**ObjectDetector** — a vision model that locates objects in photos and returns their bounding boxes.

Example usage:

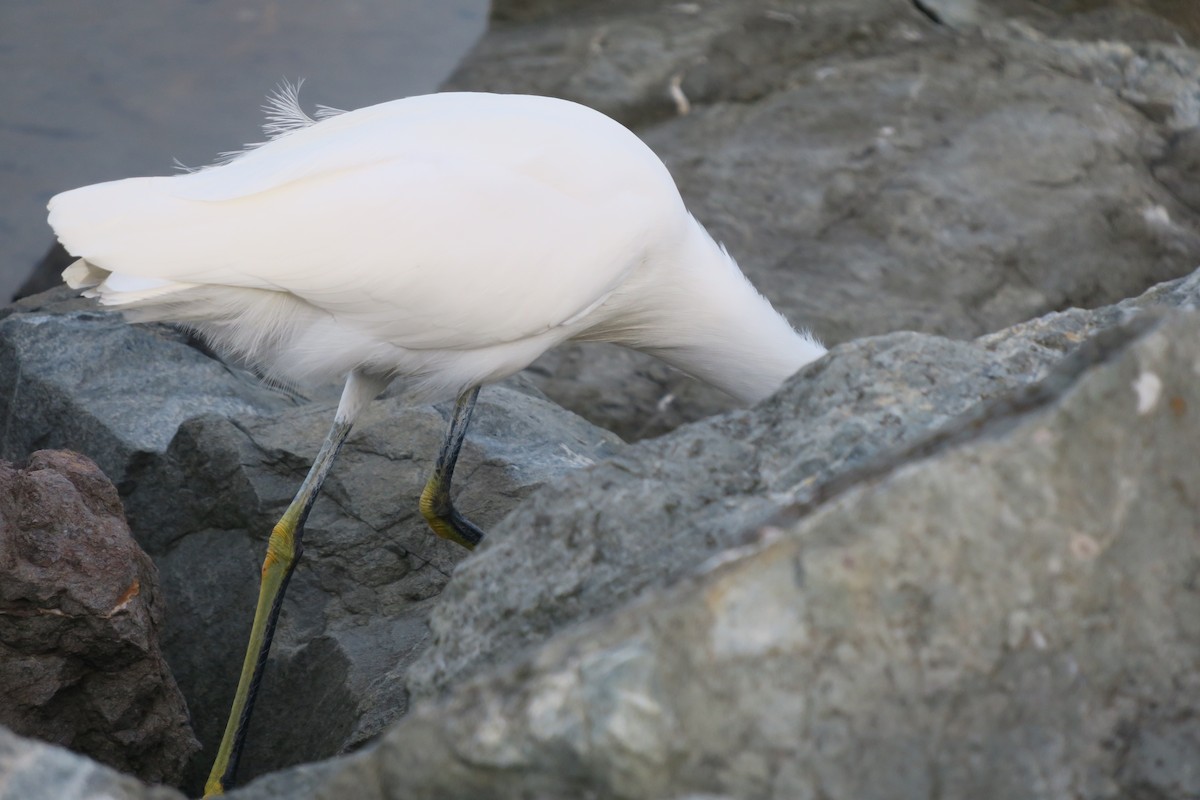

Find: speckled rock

[449,0,1200,438]
[409,262,1200,705]
[0,725,183,800]
[232,310,1200,800]
[407,330,1037,698]
[7,1,1200,794]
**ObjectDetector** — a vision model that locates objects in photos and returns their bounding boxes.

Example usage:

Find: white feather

[48,92,825,402]
[261,80,320,139]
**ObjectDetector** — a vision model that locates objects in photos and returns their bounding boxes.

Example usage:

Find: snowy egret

[47,88,826,795]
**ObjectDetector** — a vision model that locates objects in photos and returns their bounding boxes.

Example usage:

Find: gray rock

[232,310,1200,800]
[0,290,295,484]
[0,293,622,792]
[523,342,738,441]
[138,382,620,791]
[1036,0,1200,44]
[911,0,985,29]
[654,17,1200,342]
[409,263,1200,700]
[976,260,1200,377]
[407,331,1034,698]
[1034,5,1200,46]
[404,262,1196,698]
[8,1,1200,794]
[0,451,198,785]
[450,0,1200,438]
[447,1,742,127]
[0,725,183,800]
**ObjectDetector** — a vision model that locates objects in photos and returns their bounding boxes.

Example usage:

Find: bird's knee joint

[263,522,297,575]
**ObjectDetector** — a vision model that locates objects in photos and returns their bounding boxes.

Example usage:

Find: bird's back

[49,93,687,358]
[50,91,825,402]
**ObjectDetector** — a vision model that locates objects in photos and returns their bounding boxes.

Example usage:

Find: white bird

[47,88,826,796]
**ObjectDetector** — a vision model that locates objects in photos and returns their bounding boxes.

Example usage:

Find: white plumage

[48,90,824,404]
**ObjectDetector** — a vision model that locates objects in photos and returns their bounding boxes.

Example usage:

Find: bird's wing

[49,94,678,350]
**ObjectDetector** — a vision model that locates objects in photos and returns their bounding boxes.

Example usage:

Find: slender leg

[419,386,484,550]
[204,371,385,797]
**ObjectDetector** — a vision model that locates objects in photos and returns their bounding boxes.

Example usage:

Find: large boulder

[233,306,1200,800]
[6,0,1200,796]
[408,265,1200,699]
[447,0,1200,438]
[0,725,184,800]
[408,331,1040,697]
[0,288,294,486]
[0,292,622,792]
[0,451,197,784]
[133,379,621,791]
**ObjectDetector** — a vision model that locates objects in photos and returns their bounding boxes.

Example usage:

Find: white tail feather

[62,258,104,289]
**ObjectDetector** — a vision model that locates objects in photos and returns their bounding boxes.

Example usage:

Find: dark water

[0,0,488,301]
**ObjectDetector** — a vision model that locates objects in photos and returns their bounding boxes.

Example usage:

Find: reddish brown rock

[0,450,197,785]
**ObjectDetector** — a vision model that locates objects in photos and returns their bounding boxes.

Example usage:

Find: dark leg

[419,386,484,550]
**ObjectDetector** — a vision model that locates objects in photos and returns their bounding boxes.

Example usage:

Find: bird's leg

[204,371,385,797]
[203,420,350,797]
[419,386,484,550]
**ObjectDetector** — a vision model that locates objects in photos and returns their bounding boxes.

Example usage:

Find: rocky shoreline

[3,1,1200,798]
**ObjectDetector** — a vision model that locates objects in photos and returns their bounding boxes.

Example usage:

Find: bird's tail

[48,178,198,305]
[61,258,106,290]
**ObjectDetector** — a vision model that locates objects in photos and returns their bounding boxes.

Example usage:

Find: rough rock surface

[0,289,295,486]
[234,310,1200,800]
[408,264,1200,700]
[977,259,1200,376]
[138,379,621,791]
[449,0,1200,438]
[0,290,622,792]
[0,726,184,800]
[0,451,197,785]
[408,331,1037,697]
[5,0,1200,797]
